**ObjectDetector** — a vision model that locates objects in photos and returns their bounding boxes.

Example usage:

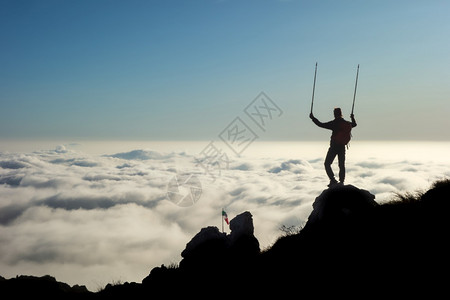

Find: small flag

[222,209,229,225]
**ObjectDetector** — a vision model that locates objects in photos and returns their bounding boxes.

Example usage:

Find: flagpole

[222,208,224,233]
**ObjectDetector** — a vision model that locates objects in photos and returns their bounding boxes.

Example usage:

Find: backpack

[334,120,352,146]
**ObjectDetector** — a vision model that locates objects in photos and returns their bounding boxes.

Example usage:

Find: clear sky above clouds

[1,0,449,141]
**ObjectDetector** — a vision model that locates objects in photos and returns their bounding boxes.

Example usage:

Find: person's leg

[324,147,338,184]
[337,146,346,183]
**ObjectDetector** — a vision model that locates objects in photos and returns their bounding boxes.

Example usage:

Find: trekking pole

[310,62,318,114]
[351,64,359,115]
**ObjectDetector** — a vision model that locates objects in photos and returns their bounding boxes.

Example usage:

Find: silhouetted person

[310,108,357,187]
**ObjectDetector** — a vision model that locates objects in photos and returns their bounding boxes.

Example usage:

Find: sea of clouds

[1,141,449,290]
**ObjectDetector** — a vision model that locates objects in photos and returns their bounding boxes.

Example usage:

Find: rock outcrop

[175,211,259,272]
[303,184,377,230]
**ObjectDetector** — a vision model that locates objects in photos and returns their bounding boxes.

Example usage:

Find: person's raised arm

[310,113,320,126]
[310,113,332,129]
[350,114,357,127]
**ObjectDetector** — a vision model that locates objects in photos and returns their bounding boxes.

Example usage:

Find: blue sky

[1,0,449,140]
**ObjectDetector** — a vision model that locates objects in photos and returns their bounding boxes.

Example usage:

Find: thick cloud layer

[0,142,449,290]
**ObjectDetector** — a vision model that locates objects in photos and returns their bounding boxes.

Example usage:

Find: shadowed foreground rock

[0,275,92,299]
[2,181,449,298]
[142,211,260,294]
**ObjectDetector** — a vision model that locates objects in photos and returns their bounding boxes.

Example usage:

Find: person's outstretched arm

[310,113,333,129]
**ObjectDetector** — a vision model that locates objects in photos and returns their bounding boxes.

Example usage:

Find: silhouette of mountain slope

[260,182,449,296]
[1,179,449,298]
[0,275,92,299]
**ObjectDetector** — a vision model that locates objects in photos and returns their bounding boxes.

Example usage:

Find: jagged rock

[178,211,259,271]
[181,212,259,260]
[178,226,228,272]
[304,184,377,229]
[180,226,227,259]
[229,211,254,242]
[228,211,260,257]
